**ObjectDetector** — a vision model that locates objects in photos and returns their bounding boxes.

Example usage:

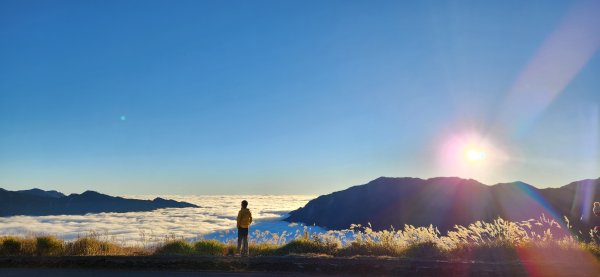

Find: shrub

[193,240,226,255]
[402,241,445,259]
[583,243,600,259]
[338,241,402,257]
[0,237,36,256]
[249,243,279,256]
[224,243,237,256]
[1,237,23,256]
[36,236,64,256]
[448,240,518,261]
[276,238,337,255]
[513,240,592,263]
[66,237,125,256]
[155,240,193,255]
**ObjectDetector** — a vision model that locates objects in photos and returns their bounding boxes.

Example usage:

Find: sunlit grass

[1,217,599,261]
[155,240,194,255]
[36,236,64,256]
[193,240,227,255]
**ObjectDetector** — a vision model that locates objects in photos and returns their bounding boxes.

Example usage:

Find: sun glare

[436,130,507,180]
[466,149,486,161]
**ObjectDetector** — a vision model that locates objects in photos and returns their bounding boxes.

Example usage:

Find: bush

[402,241,445,259]
[249,243,279,256]
[338,241,402,257]
[66,237,124,256]
[193,240,226,255]
[1,238,23,256]
[36,236,64,256]
[449,241,518,261]
[155,240,193,255]
[0,237,35,256]
[224,244,237,256]
[583,243,600,259]
[276,239,337,255]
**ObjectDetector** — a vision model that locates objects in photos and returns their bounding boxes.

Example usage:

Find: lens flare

[494,0,600,136]
[436,130,507,182]
[466,149,486,161]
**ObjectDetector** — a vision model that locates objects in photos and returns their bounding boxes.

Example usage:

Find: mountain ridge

[0,188,199,217]
[16,188,66,198]
[285,177,600,235]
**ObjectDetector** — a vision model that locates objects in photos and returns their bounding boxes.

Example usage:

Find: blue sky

[1,0,599,195]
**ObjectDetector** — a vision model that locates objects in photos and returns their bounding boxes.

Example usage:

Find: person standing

[236,200,252,256]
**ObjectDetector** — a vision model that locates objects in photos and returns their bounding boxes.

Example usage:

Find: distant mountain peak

[426,176,483,184]
[81,190,102,195]
[1,188,198,217]
[367,176,424,186]
[492,181,535,188]
[16,188,65,198]
[570,178,600,185]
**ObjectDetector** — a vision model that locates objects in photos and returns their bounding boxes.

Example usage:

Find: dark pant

[237,227,249,255]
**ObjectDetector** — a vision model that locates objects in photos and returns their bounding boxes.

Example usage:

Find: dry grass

[36,236,64,256]
[1,217,600,261]
[0,236,36,256]
[0,232,145,256]
[193,240,228,255]
[155,240,194,255]
[65,237,141,256]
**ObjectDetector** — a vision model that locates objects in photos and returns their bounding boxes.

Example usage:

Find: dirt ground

[1,255,599,276]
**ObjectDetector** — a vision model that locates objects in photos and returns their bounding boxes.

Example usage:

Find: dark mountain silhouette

[0,188,198,216]
[17,188,66,198]
[285,177,600,235]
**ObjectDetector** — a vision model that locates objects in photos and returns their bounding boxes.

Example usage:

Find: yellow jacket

[237,208,252,228]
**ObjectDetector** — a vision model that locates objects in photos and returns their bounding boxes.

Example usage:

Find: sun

[466,149,486,161]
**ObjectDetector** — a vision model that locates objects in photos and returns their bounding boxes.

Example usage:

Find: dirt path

[1,255,598,276]
[0,268,320,277]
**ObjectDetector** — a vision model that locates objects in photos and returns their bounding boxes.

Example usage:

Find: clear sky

[1,0,599,195]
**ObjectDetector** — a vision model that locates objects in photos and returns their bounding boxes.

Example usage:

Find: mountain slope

[285,177,600,234]
[0,189,198,216]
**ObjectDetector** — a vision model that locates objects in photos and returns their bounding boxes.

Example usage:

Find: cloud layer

[0,195,323,245]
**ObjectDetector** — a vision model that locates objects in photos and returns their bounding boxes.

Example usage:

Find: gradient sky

[1,0,599,195]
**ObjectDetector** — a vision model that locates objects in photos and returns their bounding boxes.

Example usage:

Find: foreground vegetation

[1,217,599,262]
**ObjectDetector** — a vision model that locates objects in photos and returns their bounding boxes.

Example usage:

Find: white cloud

[0,195,324,245]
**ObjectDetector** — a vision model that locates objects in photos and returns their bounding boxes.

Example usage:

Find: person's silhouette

[236,200,252,256]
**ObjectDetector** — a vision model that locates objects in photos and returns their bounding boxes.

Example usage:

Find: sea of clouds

[0,195,325,245]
